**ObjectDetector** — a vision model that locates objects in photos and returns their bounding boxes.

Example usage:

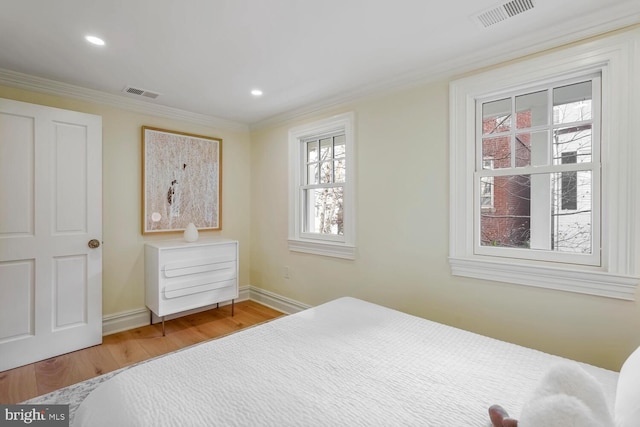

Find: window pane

[334,159,345,183]
[553,124,592,164]
[552,171,592,253]
[482,136,511,169]
[482,98,511,134]
[319,161,333,184]
[307,141,318,162]
[303,187,344,235]
[515,133,531,167]
[528,131,550,166]
[480,176,494,208]
[516,90,548,129]
[334,135,345,158]
[307,164,318,185]
[480,174,531,248]
[479,172,592,253]
[320,137,332,160]
[553,81,592,124]
[514,131,550,167]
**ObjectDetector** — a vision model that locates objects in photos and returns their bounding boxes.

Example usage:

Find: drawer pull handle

[163,262,235,278]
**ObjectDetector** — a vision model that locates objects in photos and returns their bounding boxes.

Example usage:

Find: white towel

[519,363,614,427]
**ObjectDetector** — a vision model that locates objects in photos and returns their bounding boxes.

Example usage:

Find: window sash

[473,75,601,265]
[300,133,346,239]
[304,134,346,186]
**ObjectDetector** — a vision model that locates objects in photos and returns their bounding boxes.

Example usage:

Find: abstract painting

[142,127,222,234]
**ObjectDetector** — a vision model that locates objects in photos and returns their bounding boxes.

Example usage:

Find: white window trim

[449,30,640,300]
[288,112,356,259]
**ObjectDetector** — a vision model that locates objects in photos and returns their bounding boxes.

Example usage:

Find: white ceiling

[0,0,639,128]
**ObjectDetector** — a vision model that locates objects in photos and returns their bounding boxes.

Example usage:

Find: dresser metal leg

[232,299,235,317]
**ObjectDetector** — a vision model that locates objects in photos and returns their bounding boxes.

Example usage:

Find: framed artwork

[142,126,222,234]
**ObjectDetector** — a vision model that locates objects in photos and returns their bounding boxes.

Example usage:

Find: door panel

[53,255,87,329]
[0,98,102,372]
[0,260,34,341]
[54,121,88,232]
[0,112,34,235]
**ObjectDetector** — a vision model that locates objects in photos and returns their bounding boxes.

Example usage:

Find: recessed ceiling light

[85,35,105,46]
[251,89,263,97]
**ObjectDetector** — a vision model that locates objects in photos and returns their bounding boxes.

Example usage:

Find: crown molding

[249,12,640,131]
[0,68,249,132]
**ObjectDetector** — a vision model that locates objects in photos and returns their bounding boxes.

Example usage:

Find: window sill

[288,239,356,260]
[449,256,637,300]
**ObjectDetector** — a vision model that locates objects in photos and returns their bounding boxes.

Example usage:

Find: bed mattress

[73,297,618,426]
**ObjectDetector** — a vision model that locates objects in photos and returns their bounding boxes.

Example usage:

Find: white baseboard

[101,285,307,335]
[247,285,311,314]
[102,308,150,336]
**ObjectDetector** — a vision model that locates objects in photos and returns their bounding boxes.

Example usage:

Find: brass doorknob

[88,239,101,249]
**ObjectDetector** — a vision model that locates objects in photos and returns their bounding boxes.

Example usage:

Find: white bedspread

[73,297,618,426]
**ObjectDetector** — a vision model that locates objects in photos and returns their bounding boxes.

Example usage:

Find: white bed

[73,297,630,426]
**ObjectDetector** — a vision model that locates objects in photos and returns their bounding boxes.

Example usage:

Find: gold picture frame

[142,126,222,234]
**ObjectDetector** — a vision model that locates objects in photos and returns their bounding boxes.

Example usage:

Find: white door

[0,98,102,372]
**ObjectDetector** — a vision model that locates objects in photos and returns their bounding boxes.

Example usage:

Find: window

[449,31,639,300]
[288,113,355,259]
[477,77,599,263]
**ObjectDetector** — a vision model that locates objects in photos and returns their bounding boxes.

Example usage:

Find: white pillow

[615,346,640,427]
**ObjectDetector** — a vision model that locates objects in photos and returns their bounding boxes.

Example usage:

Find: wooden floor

[0,300,284,404]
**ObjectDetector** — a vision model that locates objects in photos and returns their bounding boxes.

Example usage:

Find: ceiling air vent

[474,0,535,28]
[123,86,161,99]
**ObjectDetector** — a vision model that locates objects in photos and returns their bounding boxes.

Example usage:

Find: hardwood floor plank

[126,323,165,340]
[1,301,285,404]
[134,332,181,359]
[103,330,153,367]
[33,354,73,396]
[0,364,37,404]
[183,305,230,325]
[34,345,120,397]
[73,345,121,378]
[165,318,212,349]
[226,307,271,328]
[242,300,284,319]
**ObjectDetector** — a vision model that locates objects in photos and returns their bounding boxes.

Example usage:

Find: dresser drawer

[164,276,234,299]
[163,260,236,299]
[163,257,235,278]
[159,279,237,316]
[159,242,235,266]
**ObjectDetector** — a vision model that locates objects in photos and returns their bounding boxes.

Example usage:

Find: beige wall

[249,30,640,371]
[0,85,252,317]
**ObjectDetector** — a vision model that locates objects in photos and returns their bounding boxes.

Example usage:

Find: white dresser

[145,238,239,332]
